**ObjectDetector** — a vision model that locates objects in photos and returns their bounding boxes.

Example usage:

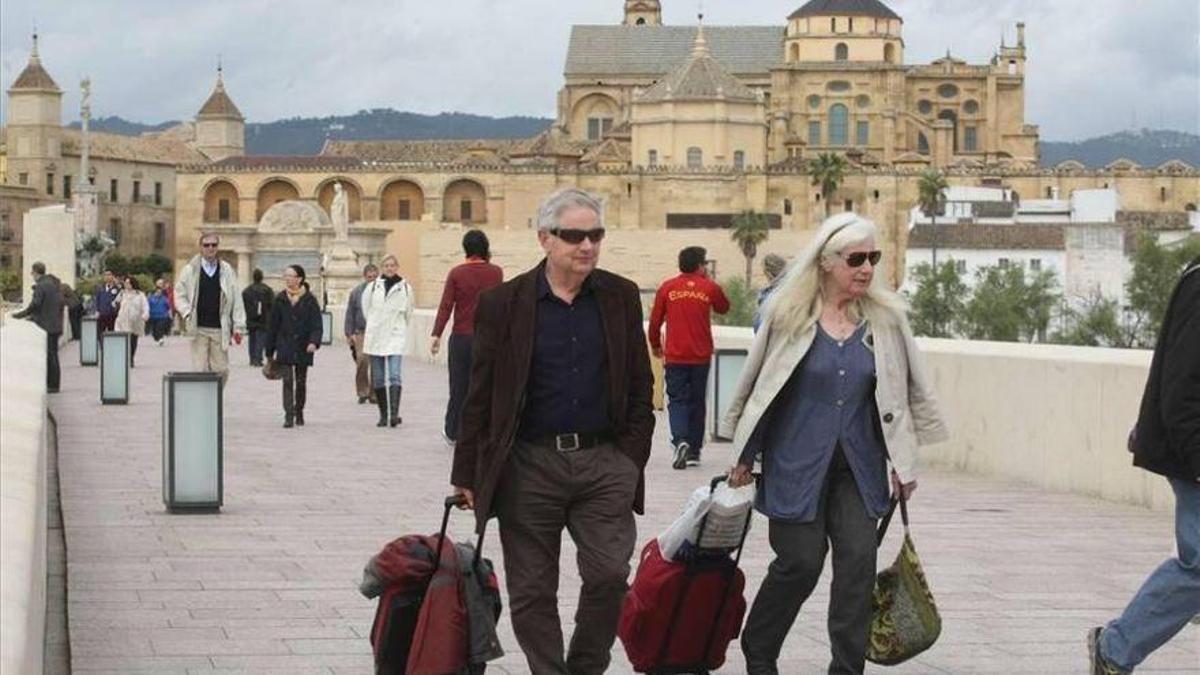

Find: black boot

[374,388,388,427]
[388,385,402,427]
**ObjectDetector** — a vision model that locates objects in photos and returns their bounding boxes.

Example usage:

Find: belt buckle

[555,433,581,452]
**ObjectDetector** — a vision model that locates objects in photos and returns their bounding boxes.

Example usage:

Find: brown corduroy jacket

[451,260,655,533]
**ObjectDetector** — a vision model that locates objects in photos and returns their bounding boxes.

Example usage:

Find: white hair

[762,212,908,336]
[536,188,604,231]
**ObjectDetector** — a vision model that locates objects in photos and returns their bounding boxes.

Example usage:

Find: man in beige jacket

[174,232,246,380]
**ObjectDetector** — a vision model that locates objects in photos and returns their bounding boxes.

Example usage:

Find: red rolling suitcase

[619,475,754,674]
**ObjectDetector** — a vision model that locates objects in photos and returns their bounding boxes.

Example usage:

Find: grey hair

[536,188,604,231]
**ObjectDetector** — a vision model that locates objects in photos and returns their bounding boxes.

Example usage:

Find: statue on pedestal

[331,182,350,242]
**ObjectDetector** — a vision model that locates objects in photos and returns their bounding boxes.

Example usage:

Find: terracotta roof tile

[59,129,207,165]
[565,25,782,77]
[908,223,1064,251]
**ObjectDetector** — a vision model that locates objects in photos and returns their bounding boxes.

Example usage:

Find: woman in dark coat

[266,265,323,428]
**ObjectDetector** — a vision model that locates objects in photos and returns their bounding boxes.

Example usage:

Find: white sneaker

[672,442,689,470]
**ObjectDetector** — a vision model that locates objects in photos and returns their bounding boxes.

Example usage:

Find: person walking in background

[174,232,246,381]
[95,268,120,336]
[431,229,504,445]
[13,261,64,393]
[266,264,323,429]
[242,269,274,367]
[114,276,149,367]
[1089,257,1200,675]
[361,255,413,427]
[753,253,787,333]
[61,282,83,341]
[160,277,179,335]
[344,263,379,404]
[648,245,730,470]
[451,188,654,674]
[147,281,172,346]
[723,213,948,675]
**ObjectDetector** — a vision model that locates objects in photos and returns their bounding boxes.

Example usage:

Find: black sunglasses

[841,250,882,268]
[201,242,220,248]
[549,227,606,244]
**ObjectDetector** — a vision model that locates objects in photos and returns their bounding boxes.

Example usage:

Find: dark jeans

[68,307,83,341]
[494,439,639,675]
[444,334,473,440]
[742,449,878,675]
[129,334,139,366]
[149,318,171,342]
[664,362,710,455]
[97,314,115,352]
[281,364,308,414]
[46,332,61,392]
[248,328,266,365]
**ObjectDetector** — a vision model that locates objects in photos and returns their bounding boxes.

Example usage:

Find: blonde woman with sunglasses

[721,212,949,675]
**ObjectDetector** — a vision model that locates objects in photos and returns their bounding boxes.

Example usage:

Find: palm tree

[808,152,848,217]
[730,210,771,287]
[917,169,949,269]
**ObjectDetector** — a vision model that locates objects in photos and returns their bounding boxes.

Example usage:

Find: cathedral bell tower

[624,1,663,26]
[194,62,245,161]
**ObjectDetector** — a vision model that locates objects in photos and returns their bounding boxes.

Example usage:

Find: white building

[903,187,1195,308]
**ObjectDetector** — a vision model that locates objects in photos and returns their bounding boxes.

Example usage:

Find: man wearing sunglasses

[174,232,246,381]
[452,187,655,674]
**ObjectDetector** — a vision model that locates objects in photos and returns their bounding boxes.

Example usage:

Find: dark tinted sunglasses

[841,250,882,268]
[550,227,606,244]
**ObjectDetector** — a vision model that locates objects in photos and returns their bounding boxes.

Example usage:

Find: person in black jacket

[1090,257,1200,675]
[243,269,275,367]
[265,265,323,428]
[13,262,64,392]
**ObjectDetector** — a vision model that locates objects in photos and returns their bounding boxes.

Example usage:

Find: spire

[10,30,60,91]
[197,59,243,119]
[691,12,710,57]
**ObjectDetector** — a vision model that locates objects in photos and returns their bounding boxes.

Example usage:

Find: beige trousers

[191,327,229,377]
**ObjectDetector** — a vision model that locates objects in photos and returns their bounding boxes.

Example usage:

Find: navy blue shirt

[519,270,610,438]
[740,323,889,522]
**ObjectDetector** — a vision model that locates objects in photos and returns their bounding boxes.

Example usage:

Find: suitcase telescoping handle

[432,494,488,578]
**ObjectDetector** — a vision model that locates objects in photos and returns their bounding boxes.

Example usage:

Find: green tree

[1126,232,1200,347]
[916,169,949,268]
[808,152,848,217]
[906,260,968,338]
[730,209,771,287]
[962,264,1060,342]
[1052,294,1129,348]
[713,276,757,328]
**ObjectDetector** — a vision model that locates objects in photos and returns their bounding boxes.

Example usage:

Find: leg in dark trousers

[741,449,877,675]
[444,333,473,441]
[664,364,690,448]
[294,365,308,425]
[129,334,139,367]
[495,440,638,675]
[281,365,297,427]
[248,328,265,366]
[686,362,710,458]
[46,332,62,392]
[69,308,82,341]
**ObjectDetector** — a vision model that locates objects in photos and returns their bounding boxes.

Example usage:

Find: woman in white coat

[361,255,414,427]
[723,212,948,675]
[114,276,150,367]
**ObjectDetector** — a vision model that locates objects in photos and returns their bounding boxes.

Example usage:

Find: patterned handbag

[262,357,283,381]
[866,495,941,665]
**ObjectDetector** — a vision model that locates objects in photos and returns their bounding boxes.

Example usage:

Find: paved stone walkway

[51,339,1197,673]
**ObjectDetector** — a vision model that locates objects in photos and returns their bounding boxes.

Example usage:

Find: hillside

[72,112,1197,167]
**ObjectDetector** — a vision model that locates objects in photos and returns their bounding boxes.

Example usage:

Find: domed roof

[789,0,901,21]
[638,26,760,104]
[197,67,243,120]
[9,34,60,92]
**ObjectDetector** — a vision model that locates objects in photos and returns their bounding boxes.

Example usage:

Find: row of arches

[202,177,488,224]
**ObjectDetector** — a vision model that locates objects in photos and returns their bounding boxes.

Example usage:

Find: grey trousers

[494,439,639,675]
[741,450,879,675]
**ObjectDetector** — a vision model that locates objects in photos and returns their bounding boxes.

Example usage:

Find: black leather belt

[528,431,614,453]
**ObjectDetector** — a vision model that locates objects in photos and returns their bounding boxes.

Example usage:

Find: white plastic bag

[658,480,755,560]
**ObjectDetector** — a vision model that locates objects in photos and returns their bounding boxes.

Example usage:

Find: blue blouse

[739,323,890,522]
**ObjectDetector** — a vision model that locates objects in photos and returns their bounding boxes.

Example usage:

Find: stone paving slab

[51,338,1198,673]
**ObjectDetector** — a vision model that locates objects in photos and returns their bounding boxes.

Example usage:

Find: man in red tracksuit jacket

[649,246,730,470]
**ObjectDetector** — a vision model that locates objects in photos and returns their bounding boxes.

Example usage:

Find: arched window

[733,150,746,170]
[917,132,930,155]
[783,199,793,215]
[835,43,849,61]
[790,43,800,62]
[884,43,896,63]
[828,104,849,146]
[636,17,646,25]
[687,147,702,169]
[648,149,658,167]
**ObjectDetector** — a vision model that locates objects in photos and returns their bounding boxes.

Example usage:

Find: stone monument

[73,77,110,277]
[322,181,363,318]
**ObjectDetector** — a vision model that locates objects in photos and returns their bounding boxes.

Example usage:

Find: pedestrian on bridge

[344,263,379,405]
[724,212,948,675]
[265,264,323,428]
[361,254,414,428]
[114,276,149,367]
[1090,257,1200,675]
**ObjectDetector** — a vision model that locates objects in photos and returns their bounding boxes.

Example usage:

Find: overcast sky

[1,0,1196,140]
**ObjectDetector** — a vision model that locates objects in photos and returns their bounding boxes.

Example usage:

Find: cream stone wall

[632,99,768,168]
[21,205,76,292]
